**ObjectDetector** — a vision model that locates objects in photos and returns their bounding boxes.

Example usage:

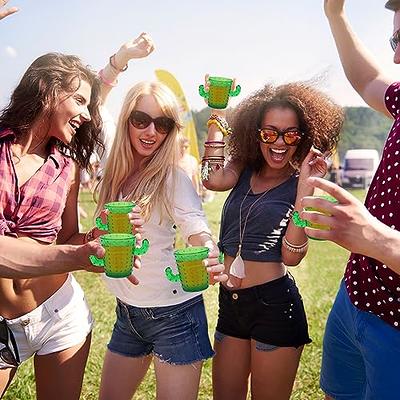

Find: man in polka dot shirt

[299,1,400,399]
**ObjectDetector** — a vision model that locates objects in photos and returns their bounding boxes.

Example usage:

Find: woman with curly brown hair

[201,80,343,400]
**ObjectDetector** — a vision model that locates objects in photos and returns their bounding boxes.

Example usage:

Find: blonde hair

[95,81,183,221]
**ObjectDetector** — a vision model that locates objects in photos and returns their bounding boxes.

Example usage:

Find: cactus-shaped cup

[90,233,149,278]
[165,247,210,292]
[199,76,241,109]
[96,201,135,234]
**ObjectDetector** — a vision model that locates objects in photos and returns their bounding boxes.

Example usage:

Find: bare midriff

[0,236,68,319]
[223,254,287,289]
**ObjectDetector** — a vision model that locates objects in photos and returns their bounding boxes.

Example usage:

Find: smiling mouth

[140,138,155,146]
[270,148,288,161]
[69,120,81,132]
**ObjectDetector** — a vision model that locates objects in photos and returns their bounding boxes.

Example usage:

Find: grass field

[3,188,366,400]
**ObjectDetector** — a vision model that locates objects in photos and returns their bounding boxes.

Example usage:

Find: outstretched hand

[0,0,18,20]
[300,177,377,255]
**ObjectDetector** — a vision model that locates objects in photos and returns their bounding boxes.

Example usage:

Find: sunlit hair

[227,81,344,171]
[0,53,103,170]
[96,81,183,221]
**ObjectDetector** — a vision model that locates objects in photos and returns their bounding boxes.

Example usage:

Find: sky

[0,0,398,118]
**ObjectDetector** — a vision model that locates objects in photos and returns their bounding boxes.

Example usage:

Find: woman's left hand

[116,32,155,65]
[203,244,228,285]
[299,146,330,183]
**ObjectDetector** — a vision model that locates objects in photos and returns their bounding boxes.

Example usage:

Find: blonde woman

[94,43,227,399]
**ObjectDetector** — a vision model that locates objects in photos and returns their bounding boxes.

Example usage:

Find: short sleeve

[385,82,400,118]
[172,169,211,242]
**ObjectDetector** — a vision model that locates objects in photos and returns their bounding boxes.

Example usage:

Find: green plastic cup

[89,233,149,278]
[96,201,135,234]
[299,195,338,240]
[165,246,210,292]
[199,76,241,109]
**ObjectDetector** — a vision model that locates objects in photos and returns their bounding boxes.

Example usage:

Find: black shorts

[216,274,311,348]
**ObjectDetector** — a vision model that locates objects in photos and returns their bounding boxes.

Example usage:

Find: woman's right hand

[324,0,345,19]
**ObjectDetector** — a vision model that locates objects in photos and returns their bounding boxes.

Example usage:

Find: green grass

[4,188,366,400]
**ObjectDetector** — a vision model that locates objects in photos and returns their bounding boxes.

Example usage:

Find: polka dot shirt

[344,82,400,329]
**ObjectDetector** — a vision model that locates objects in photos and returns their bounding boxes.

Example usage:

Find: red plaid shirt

[344,82,400,330]
[0,129,74,243]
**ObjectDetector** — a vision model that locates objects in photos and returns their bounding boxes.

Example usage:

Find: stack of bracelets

[201,114,231,180]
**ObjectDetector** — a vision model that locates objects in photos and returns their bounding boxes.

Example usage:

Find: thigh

[320,284,366,400]
[99,350,152,400]
[250,340,303,400]
[34,334,91,400]
[212,333,250,400]
[0,368,17,398]
[360,311,400,400]
[154,358,202,400]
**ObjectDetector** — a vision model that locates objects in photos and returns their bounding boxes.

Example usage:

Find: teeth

[141,139,154,145]
[271,148,287,154]
[69,121,80,130]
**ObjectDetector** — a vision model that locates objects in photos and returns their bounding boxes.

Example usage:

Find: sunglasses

[258,128,303,146]
[129,110,176,135]
[390,29,400,51]
[0,319,20,368]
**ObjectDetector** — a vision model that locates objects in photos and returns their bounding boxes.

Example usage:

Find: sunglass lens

[130,111,152,129]
[284,132,302,145]
[260,129,278,143]
[154,117,175,135]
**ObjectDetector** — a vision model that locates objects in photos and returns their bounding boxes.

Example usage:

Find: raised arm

[324,0,392,117]
[0,0,18,20]
[99,32,155,104]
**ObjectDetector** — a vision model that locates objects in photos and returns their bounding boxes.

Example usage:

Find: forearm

[327,12,390,113]
[0,238,79,278]
[100,53,128,104]
[187,231,214,247]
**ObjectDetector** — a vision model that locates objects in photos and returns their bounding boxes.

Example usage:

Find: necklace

[229,183,271,279]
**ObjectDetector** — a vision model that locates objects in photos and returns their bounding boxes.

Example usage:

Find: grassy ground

[4,188,366,400]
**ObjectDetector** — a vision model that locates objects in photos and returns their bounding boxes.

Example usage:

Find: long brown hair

[0,52,103,170]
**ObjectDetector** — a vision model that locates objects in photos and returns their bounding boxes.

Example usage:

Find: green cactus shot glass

[96,201,135,234]
[199,76,241,109]
[89,233,149,278]
[292,195,338,240]
[165,246,210,292]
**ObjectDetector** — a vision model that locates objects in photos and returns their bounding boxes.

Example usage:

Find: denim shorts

[0,274,93,369]
[215,274,311,348]
[320,280,400,400]
[108,295,214,365]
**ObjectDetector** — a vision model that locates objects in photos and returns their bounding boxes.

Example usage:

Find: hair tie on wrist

[109,54,128,72]
[98,69,118,87]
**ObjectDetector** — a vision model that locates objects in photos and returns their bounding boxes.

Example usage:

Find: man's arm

[0,236,105,278]
[324,0,392,117]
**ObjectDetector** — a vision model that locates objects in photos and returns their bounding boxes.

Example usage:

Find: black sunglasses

[390,29,400,51]
[257,128,303,146]
[0,319,20,368]
[129,110,176,135]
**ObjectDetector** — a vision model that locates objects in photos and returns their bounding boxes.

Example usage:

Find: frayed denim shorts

[108,295,214,365]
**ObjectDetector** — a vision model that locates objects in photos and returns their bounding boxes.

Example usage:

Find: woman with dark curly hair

[0,53,104,399]
[201,80,343,400]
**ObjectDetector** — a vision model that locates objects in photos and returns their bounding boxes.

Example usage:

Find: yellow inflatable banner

[155,69,200,161]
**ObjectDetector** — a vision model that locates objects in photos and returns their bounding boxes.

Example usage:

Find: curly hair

[227,81,344,172]
[0,52,103,170]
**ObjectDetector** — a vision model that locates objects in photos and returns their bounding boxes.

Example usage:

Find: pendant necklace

[229,182,271,279]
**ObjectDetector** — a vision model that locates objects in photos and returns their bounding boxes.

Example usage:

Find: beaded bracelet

[282,236,308,253]
[98,69,118,87]
[207,114,232,136]
[109,54,128,72]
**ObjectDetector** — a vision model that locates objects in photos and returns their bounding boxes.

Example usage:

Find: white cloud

[5,46,17,58]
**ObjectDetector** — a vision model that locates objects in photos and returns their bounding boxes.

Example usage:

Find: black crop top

[219,168,298,262]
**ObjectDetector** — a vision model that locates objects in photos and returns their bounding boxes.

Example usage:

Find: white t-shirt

[103,169,211,307]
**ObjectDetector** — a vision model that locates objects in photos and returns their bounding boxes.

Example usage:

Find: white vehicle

[342,149,380,189]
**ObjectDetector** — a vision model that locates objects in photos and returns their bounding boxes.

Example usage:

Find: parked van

[342,149,380,189]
